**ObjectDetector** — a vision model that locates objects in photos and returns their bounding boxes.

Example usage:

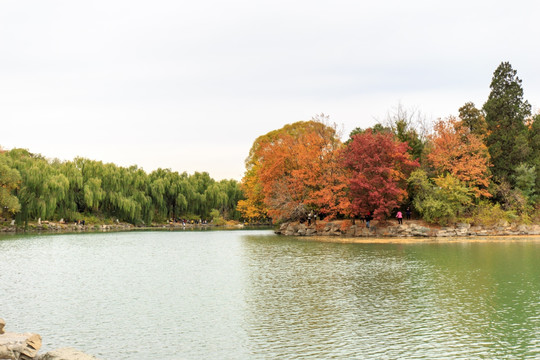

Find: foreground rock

[0,319,98,360]
[275,220,540,238]
[0,330,41,360]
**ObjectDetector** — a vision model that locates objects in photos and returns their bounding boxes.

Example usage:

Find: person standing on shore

[406,207,411,220]
[365,212,372,228]
[396,210,403,225]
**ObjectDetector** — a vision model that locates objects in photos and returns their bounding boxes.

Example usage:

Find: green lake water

[1,230,539,359]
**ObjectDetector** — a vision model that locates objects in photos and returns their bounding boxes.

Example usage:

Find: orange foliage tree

[239,119,349,222]
[427,117,492,198]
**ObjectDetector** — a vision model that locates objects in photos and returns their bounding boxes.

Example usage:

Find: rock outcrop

[275,220,540,238]
[0,327,41,360]
[0,320,98,360]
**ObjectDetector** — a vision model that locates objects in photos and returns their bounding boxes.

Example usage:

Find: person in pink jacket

[396,210,403,225]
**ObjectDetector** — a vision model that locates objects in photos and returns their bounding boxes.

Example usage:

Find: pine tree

[528,114,540,198]
[459,102,487,138]
[483,62,531,185]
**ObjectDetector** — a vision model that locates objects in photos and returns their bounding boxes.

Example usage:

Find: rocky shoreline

[275,220,540,238]
[0,222,135,234]
[0,319,98,360]
[0,221,244,234]
[4,218,539,239]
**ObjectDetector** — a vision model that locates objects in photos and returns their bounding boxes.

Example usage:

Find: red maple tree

[342,129,419,220]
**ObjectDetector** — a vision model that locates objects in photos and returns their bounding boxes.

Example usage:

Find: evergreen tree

[528,113,540,197]
[483,62,531,184]
[459,102,487,138]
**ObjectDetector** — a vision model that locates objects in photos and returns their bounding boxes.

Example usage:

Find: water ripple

[1,232,540,359]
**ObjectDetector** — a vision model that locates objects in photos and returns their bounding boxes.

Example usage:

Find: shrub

[470,202,508,226]
[409,170,471,225]
[210,209,226,226]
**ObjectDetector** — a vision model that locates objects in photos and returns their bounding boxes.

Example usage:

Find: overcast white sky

[1,0,539,180]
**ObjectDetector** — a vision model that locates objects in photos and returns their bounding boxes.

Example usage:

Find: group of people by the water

[395,207,411,225]
[170,218,210,226]
[57,219,85,225]
[303,207,412,228]
[307,211,317,226]
[362,207,412,228]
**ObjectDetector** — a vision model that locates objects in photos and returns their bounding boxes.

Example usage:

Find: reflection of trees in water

[241,237,411,357]
[240,236,540,359]
[416,242,540,358]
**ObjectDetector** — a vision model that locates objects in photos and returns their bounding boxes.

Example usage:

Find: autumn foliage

[239,120,349,221]
[427,117,492,198]
[239,120,418,222]
[342,130,419,220]
[239,63,539,225]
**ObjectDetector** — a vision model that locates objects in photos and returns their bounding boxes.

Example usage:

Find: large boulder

[0,331,41,360]
[0,321,98,360]
[297,223,307,235]
[284,223,298,236]
[409,224,431,237]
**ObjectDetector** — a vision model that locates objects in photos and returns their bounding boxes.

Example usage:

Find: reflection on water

[1,231,539,359]
[241,236,540,359]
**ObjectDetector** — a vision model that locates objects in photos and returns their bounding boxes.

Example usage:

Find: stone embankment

[0,220,231,234]
[275,220,540,238]
[0,318,98,360]
[0,221,135,233]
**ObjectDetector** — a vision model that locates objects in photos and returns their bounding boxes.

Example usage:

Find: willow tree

[114,165,151,224]
[7,149,70,225]
[1,148,241,225]
[53,159,83,220]
[218,179,244,220]
[74,157,106,214]
[77,160,151,224]
[149,168,188,221]
[188,172,216,218]
[0,151,21,216]
[128,166,153,224]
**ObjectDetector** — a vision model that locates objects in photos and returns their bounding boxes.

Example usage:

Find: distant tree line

[239,62,540,225]
[0,149,244,226]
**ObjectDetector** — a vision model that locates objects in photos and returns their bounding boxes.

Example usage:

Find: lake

[1,230,539,359]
